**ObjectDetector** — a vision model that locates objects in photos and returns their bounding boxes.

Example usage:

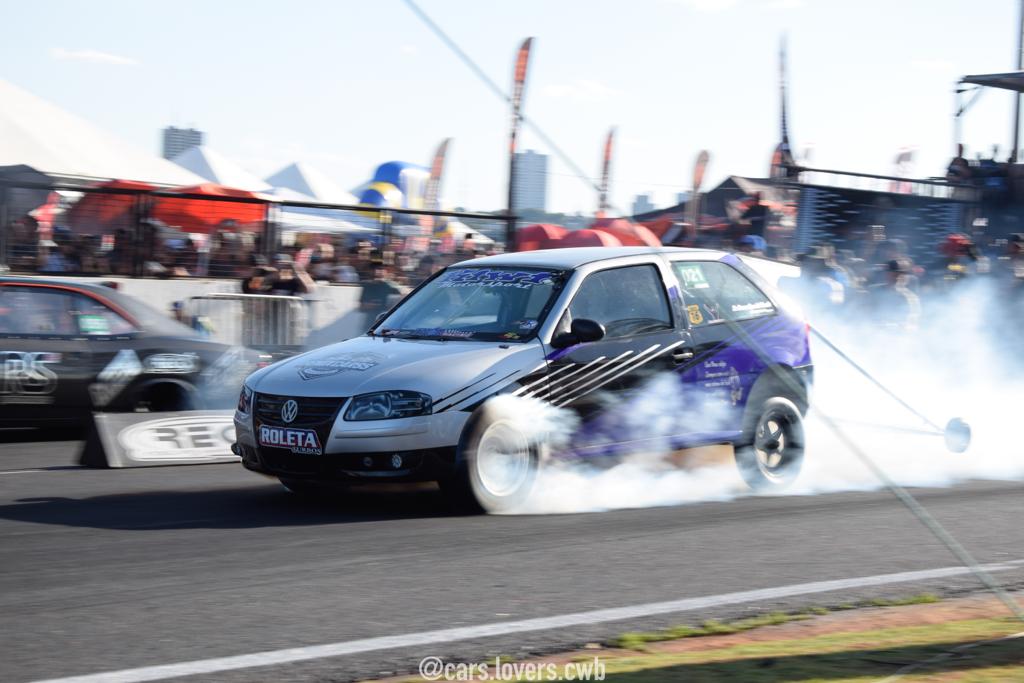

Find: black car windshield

[375,267,564,342]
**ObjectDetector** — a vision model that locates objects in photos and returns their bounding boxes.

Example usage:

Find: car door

[60,290,150,411]
[542,262,693,456]
[0,284,97,424]
[668,259,780,436]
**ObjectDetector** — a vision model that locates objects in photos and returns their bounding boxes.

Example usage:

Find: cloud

[400,44,418,56]
[542,79,622,101]
[911,58,954,72]
[764,0,804,9]
[51,47,138,66]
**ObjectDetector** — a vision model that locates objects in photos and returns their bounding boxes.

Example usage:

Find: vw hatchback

[234,247,813,512]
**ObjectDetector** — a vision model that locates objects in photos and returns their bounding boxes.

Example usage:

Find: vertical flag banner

[770,36,797,179]
[506,37,534,250]
[424,137,451,232]
[596,127,616,219]
[688,150,710,235]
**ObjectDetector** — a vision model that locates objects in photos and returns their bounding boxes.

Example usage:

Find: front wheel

[445,404,540,514]
[734,396,805,490]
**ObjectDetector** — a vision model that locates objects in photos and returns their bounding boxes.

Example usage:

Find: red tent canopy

[590,217,661,247]
[151,183,267,233]
[558,229,623,248]
[66,179,154,235]
[516,223,567,251]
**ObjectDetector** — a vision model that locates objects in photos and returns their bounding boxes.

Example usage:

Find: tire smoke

[498,278,1024,514]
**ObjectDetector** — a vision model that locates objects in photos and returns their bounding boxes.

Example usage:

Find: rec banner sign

[80,410,239,468]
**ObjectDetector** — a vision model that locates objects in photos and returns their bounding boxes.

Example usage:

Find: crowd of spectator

[768,232,1024,336]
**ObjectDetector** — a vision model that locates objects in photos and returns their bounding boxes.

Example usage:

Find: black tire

[734,396,805,490]
[444,402,540,514]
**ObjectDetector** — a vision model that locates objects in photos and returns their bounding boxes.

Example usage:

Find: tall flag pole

[770,35,797,179]
[688,150,710,239]
[596,127,616,219]
[506,37,534,251]
[424,137,451,233]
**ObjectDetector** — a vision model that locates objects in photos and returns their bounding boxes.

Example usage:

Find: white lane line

[31,560,1024,683]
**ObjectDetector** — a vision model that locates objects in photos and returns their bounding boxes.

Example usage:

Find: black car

[0,277,258,427]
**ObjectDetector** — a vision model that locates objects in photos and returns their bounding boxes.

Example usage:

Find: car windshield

[374,266,565,342]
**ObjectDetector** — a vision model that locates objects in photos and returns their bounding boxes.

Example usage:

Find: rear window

[671,261,775,326]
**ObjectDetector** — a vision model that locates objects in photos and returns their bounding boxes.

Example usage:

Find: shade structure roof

[264,162,357,204]
[960,71,1024,93]
[516,223,568,251]
[150,183,267,234]
[559,229,623,248]
[0,79,204,187]
[171,146,271,192]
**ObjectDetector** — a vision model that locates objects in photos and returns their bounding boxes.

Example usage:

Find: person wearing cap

[241,265,278,294]
[867,258,920,332]
[267,254,315,296]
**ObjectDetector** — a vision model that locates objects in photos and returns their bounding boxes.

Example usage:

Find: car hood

[247,335,547,402]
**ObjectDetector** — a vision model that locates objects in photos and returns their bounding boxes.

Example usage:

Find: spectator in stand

[946,144,971,183]
[359,261,402,320]
[241,265,278,294]
[778,253,845,320]
[868,259,921,332]
[868,238,919,292]
[331,253,360,284]
[740,192,767,238]
[733,234,767,257]
[268,254,315,296]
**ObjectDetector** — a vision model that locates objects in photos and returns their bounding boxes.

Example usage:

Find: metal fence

[0,177,509,279]
[185,293,318,351]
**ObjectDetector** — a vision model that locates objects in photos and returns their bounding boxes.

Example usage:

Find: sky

[0,0,1019,214]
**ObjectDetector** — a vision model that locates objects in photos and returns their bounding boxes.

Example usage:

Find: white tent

[265,162,357,205]
[171,146,271,192]
[0,79,204,187]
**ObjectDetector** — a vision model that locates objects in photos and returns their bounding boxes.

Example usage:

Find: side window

[0,287,78,335]
[67,293,137,336]
[0,287,136,337]
[672,261,775,326]
[563,264,672,338]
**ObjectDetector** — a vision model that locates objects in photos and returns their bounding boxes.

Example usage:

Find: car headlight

[344,391,431,421]
[237,385,253,414]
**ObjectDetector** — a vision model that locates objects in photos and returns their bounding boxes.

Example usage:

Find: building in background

[161,126,204,161]
[632,193,655,215]
[512,149,548,211]
[676,191,691,205]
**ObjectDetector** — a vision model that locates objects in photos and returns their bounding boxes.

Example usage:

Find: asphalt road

[2,435,1023,683]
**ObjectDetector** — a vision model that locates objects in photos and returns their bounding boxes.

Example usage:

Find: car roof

[0,276,119,295]
[455,246,727,270]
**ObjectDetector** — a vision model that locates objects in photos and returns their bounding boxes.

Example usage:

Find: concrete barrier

[79,410,239,468]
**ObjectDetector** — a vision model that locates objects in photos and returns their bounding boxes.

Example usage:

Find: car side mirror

[550,318,605,349]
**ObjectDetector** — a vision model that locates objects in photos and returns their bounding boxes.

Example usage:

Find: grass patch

[611,594,942,651]
[612,612,810,650]
[598,618,1023,682]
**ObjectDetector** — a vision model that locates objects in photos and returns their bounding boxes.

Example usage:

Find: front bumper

[237,441,457,482]
[234,398,469,483]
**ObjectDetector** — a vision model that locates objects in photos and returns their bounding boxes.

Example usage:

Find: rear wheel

[735,396,805,490]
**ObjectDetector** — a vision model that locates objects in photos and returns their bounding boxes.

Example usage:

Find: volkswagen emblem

[280,399,299,424]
